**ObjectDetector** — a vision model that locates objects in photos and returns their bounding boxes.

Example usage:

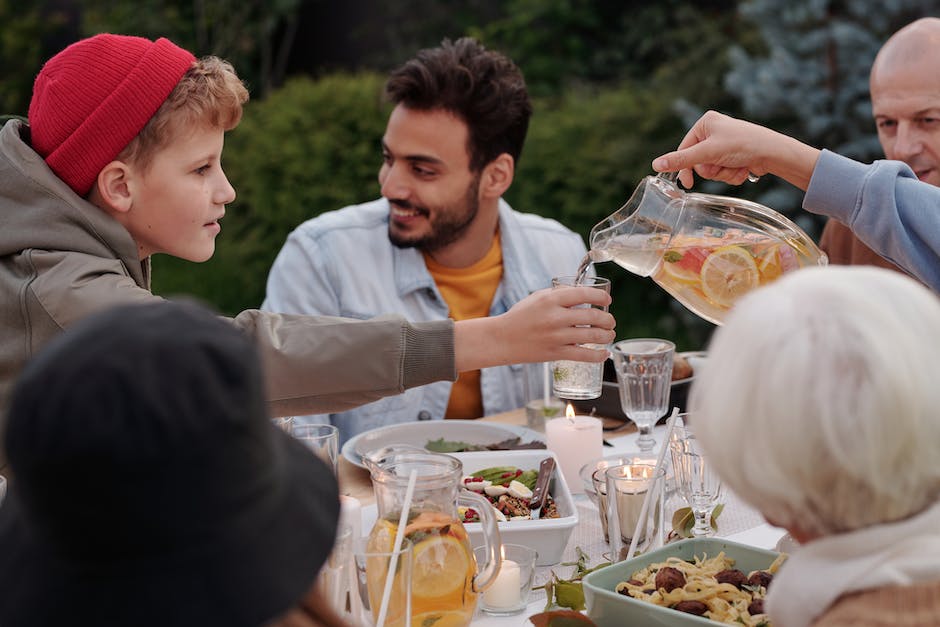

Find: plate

[583,537,782,626]
[341,420,543,469]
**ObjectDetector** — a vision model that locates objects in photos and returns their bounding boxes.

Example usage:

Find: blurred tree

[79,0,302,96]
[474,0,742,99]
[721,0,940,230]
[0,1,72,115]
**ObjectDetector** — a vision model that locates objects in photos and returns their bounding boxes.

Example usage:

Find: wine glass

[609,339,675,453]
[669,423,722,537]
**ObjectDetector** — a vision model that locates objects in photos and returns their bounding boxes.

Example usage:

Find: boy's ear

[479,153,514,199]
[93,161,133,213]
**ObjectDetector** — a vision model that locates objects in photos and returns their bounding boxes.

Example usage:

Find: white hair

[691,266,940,537]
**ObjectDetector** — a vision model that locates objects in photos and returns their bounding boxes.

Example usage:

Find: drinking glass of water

[610,338,674,453]
[550,275,612,400]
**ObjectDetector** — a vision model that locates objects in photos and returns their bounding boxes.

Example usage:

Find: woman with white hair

[691,266,940,627]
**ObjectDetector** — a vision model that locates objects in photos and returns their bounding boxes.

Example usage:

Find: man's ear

[479,153,514,199]
[92,161,133,213]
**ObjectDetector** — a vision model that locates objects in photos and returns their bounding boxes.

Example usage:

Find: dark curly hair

[385,37,532,173]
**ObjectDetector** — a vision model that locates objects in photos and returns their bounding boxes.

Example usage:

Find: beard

[388,176,481,252]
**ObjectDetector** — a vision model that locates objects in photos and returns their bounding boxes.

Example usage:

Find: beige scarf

[766,500,940,627]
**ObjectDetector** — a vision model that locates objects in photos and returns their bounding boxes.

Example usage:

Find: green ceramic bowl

[583,537,782,627]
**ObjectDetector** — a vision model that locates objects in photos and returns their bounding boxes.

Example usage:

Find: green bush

[152,72,715,350]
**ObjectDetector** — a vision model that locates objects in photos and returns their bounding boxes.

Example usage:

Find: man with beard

[818,17,940,275]
[262,38,587,443]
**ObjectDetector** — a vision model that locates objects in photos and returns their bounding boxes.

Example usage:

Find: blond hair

[118,56,249,169]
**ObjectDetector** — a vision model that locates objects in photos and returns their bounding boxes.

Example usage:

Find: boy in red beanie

[0,34,615,465]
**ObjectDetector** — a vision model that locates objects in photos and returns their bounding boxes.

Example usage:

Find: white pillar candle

[483,558,521,608]
[545,415,603,494]
[613,481,649,542]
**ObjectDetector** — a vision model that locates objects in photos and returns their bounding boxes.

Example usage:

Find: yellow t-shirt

[424,233,503,419]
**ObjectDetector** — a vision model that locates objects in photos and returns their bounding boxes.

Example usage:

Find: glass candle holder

[474,544,538,616]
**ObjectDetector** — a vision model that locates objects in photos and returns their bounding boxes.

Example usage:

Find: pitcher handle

[459,490,502,593]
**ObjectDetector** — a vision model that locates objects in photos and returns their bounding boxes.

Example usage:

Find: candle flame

[565,402,576,421]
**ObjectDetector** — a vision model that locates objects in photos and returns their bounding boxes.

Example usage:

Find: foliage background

[5,0,937,350]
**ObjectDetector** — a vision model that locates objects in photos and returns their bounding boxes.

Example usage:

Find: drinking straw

[376,467,418,627]
[626,407,680,560]
[542,362,551,407]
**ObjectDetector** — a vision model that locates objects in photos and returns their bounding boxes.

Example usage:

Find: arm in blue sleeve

[804,150,940,290]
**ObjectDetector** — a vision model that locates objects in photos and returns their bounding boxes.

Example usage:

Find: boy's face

[124,125,235,261]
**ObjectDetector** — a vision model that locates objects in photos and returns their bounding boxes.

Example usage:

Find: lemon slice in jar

[411,534,472,599]
[699,245,760,308]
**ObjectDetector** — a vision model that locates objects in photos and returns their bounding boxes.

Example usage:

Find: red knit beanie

[28,34,196,197]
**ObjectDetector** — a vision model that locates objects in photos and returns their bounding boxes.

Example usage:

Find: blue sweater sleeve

[803,149,940,290]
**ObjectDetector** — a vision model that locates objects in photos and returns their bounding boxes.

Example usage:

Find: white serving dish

[452,449,577,566]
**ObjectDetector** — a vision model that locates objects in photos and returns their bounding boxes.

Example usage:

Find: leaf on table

[528,609,597,626]
[554,580,586,611]
[671,503,725,539]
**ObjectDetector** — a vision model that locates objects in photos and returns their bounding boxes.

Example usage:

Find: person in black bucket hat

[0,300,345,627]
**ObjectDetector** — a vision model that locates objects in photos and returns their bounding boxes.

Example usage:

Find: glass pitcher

[364,450,501,627]
[588,172,828,325]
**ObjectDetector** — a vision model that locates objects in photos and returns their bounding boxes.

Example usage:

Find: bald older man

[819,18,940,273]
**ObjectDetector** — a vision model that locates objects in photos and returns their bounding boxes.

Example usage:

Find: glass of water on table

[550,275,612,400]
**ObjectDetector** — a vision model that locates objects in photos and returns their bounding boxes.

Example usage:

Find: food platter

[342,420,543,469]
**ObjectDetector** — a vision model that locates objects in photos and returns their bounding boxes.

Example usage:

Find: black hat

[0,300,340,627]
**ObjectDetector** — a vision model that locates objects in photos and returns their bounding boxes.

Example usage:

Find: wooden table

[337,408,636,503]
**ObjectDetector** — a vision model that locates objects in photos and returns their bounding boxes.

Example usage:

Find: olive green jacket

[0,120,455,469]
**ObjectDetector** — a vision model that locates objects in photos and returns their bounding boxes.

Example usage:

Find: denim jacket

[262,198,588,444]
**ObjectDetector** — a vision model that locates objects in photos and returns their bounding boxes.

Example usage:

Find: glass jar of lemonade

[365,450,502,627]
[588,173,828,325]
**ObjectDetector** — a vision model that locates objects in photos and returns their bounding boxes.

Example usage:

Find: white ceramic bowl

[452,449,577,566]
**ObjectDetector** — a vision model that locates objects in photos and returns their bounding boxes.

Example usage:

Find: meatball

[747,570,774,589]
[673,600,708,616]
[715,568,747,589]
[655,566,687,592]
[748,598,765,615]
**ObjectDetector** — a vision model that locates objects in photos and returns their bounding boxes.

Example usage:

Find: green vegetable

[663,250,683,263]
[425,438,486,453]
[471,466,519,484]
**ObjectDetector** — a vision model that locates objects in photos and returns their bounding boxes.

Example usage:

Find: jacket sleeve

[803,150,940,290]
[230,310,456,416]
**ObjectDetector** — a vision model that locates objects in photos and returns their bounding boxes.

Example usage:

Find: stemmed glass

[669,422,722,537]
[609,339,675,453]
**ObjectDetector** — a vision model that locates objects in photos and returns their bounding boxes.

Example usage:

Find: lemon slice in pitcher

[699,245,760,308]
[411,534,472,598]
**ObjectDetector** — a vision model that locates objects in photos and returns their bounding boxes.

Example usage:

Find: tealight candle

[545,409,603,493]
[482,558,521,608]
